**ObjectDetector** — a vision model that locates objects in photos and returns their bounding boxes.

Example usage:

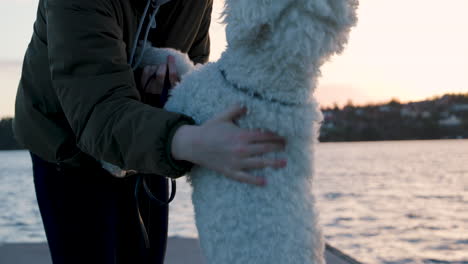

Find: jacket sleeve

[188,0,213,64]
[46,0,194,178]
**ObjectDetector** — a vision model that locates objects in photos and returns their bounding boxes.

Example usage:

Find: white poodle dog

[139,0,357,263]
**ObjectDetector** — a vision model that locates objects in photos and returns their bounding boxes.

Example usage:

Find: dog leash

[135,175,176,248]
[135,69,176,249]
[131,0,177,249]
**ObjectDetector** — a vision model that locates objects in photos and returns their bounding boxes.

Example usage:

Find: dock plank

[0,237,362,264]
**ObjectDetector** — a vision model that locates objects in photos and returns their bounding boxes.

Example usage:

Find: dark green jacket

[14,0,212,178]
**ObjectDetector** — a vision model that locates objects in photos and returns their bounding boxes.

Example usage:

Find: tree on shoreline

[1,93,467,150]
[0,118,21,150]
[320,93,468,142]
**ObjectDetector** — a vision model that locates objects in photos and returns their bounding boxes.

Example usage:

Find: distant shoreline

[1,137,468,152]
[2,92,468,149]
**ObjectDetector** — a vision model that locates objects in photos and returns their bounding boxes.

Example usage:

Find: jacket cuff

[164,116,196,178]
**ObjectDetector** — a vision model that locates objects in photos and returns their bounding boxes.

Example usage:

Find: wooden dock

[0,237,362,264]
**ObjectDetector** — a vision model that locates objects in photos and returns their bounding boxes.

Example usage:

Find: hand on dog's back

[171,104,287,186]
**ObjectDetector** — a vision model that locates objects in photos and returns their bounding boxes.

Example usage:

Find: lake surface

[1,140,467,264]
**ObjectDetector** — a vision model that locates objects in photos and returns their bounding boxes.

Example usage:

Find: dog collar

[218,67,302,107]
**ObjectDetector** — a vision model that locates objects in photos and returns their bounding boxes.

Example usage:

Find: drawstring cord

[128,0,172,70]
[132,6,160,70]
[128,0,152,67]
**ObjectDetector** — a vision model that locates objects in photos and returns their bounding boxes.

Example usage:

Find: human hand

[171,105,287,186]
[140,55,179,105]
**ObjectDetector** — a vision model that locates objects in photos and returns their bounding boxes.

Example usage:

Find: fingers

[240,157,287,170]
[240,142,286,157]
[214,105,247,122]
[141,65,154,90]
[154,64,167,92]
[141,65,166,95]
[245,130,286,144]
[167,55,180,87]
[227,171,266,186]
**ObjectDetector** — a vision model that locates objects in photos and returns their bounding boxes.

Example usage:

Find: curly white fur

[139,0,357,263]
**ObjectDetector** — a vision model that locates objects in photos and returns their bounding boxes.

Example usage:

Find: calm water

[1,140,467,264]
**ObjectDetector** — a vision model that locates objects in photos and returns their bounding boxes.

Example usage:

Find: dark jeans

[31,153,169,264]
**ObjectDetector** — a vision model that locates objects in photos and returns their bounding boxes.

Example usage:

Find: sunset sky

[1,0,467,117]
